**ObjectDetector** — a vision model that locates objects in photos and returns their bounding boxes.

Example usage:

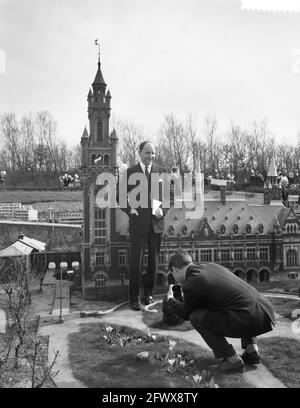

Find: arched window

[246,270,257,282]
[233,224,239,234]
[169,225,174,235]
[91,154,96,164]
[104,154,110,166]
[234,270,244,280]
[286,249,298,267]
[95,273,106,287]
[97,120,103,142]
[259,270,270,282]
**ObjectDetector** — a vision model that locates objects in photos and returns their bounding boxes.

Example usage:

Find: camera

[172,283,183,302]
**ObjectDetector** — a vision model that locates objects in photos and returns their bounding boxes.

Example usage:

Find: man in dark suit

[165,249,275,373]
[120,141,168,311]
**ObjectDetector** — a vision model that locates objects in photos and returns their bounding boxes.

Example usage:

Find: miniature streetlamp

[48,262,56,277]
[48,207,55,248]
[59,262,67,323]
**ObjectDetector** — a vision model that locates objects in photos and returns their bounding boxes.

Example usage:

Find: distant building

[0,232,46,269]
[14,207,38,222]
[0,203,38,221]
[57,212,83,225]
[80,52,300,300]
[0,202,22,218]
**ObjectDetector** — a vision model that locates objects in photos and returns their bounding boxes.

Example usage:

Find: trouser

[129,227,161,300]
[189,309,258,359]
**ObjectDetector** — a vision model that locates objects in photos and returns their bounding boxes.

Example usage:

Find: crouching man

[165,250,275,373]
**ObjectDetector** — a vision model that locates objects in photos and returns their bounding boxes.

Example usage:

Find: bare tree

[158,114,192,172]
[0,113,21,171]
[113,118,146,167]
[19,114,37,172]
[204,115,219,175]
[226,122,247,175]
[0,258,59,387]
[24,336,59,388]
[36,111,58,172]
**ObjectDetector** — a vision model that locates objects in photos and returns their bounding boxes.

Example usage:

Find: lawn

[0,190,82,204]
[259,336,300,388]
[70,288,117,313]
[267,297,300,320]
[68,322,253,388]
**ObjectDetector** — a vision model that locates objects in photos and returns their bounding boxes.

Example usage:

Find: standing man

[165,250,275,372]
[119,141,168,311]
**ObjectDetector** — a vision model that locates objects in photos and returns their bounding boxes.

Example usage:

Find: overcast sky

[1,0,300,146]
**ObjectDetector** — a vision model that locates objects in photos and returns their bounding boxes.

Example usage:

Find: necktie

[145,165,151,208]
[145,165,150,179]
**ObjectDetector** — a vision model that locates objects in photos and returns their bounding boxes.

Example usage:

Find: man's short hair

[168,249,192,270]
[139,141,154,152]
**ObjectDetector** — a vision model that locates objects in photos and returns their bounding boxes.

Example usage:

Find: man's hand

[130,208,138,215]
[155,207,163,219]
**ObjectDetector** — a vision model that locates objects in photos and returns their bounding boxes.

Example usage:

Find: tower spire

[92,38,106,92]
[94,38,100,67]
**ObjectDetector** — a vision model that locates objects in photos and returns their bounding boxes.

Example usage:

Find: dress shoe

[130,300,142,311]
[240,351,261,365]
[141,296,154,306]
[218,357,245,373]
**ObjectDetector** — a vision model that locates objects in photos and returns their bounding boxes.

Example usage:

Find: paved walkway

[37,275,299,389]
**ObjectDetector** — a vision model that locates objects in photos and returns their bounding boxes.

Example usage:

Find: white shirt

[139,161,152,174]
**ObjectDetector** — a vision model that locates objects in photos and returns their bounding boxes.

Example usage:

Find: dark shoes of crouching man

[240,350,261,365]
[218,350,261,373]
[130,299,142,311]
[218,355,245,373]
[130,296,154,311]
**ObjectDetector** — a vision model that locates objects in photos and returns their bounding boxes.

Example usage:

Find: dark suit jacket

[168,263,275,336]
[120,162,169,235]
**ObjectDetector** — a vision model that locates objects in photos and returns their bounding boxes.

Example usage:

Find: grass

[254,281,299,293]
[0,190,82,204]
[142,301,193,331]
[70,288,118,313]
[259,337,300,388]
[68,323,253,388]
[267,297,300,320]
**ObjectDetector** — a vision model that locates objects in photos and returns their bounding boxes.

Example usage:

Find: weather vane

[94,38,100,64]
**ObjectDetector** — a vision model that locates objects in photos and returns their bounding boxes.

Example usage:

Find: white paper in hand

[152,199,162,215]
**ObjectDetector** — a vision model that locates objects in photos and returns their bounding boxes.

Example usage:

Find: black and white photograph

[0,0,300,393]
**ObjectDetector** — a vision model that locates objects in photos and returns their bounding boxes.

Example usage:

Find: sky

[1,0,300,146]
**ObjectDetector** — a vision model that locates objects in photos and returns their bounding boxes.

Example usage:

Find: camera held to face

[172,283,183,302]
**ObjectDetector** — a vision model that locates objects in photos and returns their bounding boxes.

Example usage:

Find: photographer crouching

[163,249,275,373]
